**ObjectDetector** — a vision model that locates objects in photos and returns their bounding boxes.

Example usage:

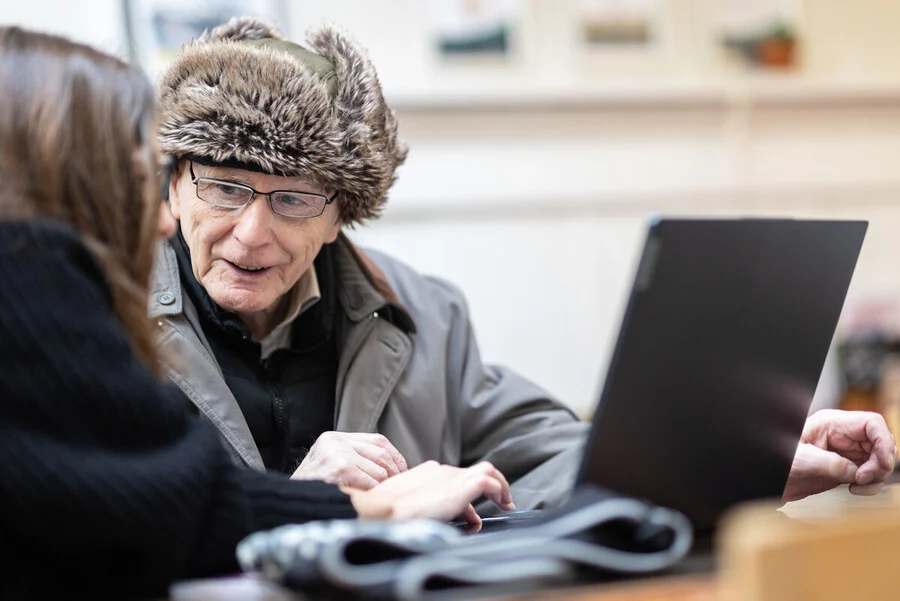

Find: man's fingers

[387,445,408,472]
[309,432,407,479]
[348,441,404,477]
[353,456,393,485]
[367,433,409,473]
[346,435,408,475]
[339,468,381,491]
[292,462,380,490]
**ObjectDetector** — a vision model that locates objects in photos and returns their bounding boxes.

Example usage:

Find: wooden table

[169,573,717,601]
[169,484,900,601]
[500,576,716,601]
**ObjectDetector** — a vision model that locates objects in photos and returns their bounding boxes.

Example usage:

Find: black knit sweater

[0,220,356,600]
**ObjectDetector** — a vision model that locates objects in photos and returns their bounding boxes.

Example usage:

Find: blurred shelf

[387,80,728,111]
[738,77,900,106]
[379,182,900,222]
[385,77,900,111]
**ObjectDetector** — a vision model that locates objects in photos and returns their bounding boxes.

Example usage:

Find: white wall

[0,0,128,58]
[3,0,900,417]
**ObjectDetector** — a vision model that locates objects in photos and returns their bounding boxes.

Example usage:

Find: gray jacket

[149,233,588,510]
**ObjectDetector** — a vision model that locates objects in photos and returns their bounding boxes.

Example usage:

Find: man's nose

[232,195,276,248]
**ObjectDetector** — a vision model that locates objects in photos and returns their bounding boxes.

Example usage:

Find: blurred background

[5,0,900,425]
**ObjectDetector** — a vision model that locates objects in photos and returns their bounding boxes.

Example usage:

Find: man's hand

[291,431,408,489]
[783,409,897,502]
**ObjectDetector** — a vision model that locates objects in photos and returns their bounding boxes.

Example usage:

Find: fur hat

[157,17,408,225]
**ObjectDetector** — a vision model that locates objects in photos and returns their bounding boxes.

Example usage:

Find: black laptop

[479,217,867,535]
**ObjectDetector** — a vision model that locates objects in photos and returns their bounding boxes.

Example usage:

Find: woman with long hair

[0,26,512,600]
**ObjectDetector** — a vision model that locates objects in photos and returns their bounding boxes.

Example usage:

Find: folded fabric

[236,485,693,600]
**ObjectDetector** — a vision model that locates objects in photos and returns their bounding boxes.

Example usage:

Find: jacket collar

[332,233,416,334]
[149,237,183,320]
[149,232,416,335]
[171,230,249,338]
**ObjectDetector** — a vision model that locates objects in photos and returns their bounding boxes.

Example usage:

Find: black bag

[236,485,693,600]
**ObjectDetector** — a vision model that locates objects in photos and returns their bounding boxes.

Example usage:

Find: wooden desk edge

[500,574,716,601]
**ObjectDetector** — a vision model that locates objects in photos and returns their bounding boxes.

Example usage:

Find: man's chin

[209,292,276,317]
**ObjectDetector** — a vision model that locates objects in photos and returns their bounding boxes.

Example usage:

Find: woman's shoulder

[0,217,87,253]
[0,217,108,291]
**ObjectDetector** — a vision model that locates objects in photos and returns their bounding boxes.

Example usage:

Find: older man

[151,17,894,510]
[150,17,585,510]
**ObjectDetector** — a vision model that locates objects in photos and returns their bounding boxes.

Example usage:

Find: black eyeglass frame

[188,161,337,219]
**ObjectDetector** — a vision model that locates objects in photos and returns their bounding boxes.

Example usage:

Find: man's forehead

[198,163,321,191]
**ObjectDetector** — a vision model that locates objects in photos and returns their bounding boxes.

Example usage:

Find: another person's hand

[344,460,515,531]
[783,409,896,502]
[291,431,408,489]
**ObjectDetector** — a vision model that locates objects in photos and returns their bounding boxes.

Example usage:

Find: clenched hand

[291,431,408,489]
[783,409,896,502]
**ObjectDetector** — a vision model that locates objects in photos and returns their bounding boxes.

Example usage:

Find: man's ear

[323,205,342,243]
[167,161,184,220]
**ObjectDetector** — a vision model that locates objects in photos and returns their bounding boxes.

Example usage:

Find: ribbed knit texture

[0,219,356,600]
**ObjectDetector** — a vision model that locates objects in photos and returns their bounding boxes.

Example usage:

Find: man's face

[168,162,341,318]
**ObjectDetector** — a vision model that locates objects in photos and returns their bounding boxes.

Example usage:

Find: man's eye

[217,184,245,197]
[277,194,311,207]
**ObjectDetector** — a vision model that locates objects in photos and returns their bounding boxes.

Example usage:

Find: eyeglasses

[189,162,337,219]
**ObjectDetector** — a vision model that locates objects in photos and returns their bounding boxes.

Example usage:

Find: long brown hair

[0,27,162,371]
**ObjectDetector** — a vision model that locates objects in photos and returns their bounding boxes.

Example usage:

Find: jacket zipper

[272,385,290,472]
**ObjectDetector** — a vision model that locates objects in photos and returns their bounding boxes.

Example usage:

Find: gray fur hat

[157,17,408,224]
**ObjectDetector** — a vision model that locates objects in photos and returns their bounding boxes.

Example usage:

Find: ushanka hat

[157,17,407,225]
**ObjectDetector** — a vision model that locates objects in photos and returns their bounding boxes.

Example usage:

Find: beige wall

[337,0,900,415]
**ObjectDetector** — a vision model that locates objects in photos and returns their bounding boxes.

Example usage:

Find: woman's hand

[343,460,515,530]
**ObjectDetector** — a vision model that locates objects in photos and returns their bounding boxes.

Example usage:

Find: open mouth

[227,260,269,274]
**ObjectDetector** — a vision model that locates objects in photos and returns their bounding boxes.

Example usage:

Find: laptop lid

[577,218,867,533]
